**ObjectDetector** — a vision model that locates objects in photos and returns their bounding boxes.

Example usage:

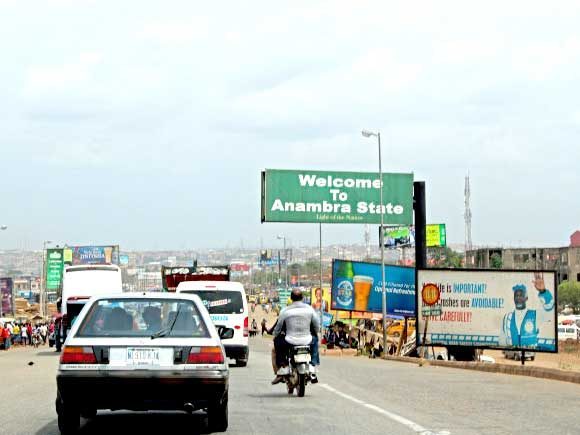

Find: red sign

[230,263,250,272]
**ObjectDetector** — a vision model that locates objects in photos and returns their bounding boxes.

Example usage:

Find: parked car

[503,350,535,361]
[387,319,416,337]
[55,292,232,434]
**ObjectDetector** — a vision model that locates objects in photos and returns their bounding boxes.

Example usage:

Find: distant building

[466,231,580,284]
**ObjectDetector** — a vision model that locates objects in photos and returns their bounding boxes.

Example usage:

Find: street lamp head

[0,225,7,230]
[361,129,377,138]
[277,234,284,240]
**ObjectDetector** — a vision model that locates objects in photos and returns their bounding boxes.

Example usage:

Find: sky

[0,0,579,251]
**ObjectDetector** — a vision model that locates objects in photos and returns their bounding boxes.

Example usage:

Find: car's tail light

[243,317,249,337]
[187,346,224,364]
[60,346,97,364]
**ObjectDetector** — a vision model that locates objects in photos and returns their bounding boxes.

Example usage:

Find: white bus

[55,264,123,351]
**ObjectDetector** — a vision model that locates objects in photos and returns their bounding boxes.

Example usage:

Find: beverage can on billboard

[333,261,355,310]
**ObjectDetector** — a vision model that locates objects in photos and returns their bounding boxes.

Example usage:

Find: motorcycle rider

[271,289,320,385]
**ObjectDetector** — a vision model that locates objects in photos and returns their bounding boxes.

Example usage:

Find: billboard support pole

[414,182,427,357]
[413,181,427,270]
[319,223,324,335]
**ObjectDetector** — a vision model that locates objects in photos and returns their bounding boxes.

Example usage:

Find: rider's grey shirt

[273,301,321,346]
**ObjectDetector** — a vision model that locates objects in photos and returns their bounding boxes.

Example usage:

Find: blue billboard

[331,259,415,316]
[67,245,119,265]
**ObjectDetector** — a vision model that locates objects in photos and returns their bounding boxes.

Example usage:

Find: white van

[558,324,580,341]
[177,281,249,366]
[56,264,123,351]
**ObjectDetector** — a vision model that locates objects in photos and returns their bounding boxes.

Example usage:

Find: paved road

[1,338,580,435]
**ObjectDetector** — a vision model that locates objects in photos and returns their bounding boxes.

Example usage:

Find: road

[1,338,580,435]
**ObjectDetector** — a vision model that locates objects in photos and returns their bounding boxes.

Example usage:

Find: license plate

[127,347,161,366]
[294,353,311,363]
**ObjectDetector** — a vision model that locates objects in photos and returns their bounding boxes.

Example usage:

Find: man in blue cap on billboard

[500,272,554,350]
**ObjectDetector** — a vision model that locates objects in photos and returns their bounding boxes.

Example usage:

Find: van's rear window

[182,290,244,315]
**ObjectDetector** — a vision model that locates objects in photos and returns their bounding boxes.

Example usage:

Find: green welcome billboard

[261,169,413,224]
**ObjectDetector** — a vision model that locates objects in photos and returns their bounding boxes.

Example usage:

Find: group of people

[0,321,54,350]
[323,322,357,350]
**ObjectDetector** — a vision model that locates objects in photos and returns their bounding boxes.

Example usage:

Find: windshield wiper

[151,304,182,340]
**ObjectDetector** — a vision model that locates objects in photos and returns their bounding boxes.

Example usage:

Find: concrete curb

[383,355,580,385]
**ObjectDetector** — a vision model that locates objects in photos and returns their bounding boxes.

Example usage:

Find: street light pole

[362,130,387,358]
[277,235,288,289]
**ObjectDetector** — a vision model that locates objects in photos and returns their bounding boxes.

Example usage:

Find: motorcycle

[284,345,312,397]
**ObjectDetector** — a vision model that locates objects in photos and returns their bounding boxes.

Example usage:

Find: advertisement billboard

[416,269,557,352]
[310,287,331,313]
[46,248,64,290]
[426,224,446,248]
[381,224,446,248]
[262,169,413,224]
[65,245,120,265]
[331,259,415,316]
[0,278,13,315]
[381,226,414,247]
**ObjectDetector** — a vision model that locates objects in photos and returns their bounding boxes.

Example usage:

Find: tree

[490,253,503,269]
[429,247,463,268]
[558,281,580,312]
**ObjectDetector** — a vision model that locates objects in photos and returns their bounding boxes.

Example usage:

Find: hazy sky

[1,1,579,251]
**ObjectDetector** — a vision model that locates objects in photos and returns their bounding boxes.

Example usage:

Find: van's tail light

[60,346,97,364]
[187,346,224,364]
[243,317,249,337]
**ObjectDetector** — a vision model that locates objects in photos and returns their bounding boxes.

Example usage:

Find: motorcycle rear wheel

[297,374,307,397]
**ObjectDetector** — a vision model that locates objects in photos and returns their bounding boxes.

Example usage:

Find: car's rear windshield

[76,298,210,338]
[181,290,244,315]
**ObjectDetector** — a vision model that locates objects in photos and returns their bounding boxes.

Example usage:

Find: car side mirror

[218,326,234,340]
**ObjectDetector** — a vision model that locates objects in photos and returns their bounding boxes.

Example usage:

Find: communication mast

[464,173,473,253]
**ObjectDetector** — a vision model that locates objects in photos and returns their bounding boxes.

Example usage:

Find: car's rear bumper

[57,369,228,411]
[224,344,249,361]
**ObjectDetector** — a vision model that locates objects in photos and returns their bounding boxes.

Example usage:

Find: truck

[54,264,123,352]
[161,265,230,292]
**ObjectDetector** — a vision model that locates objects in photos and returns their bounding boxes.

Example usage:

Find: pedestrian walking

[261,318,268,336]
[1,323,11,350]
[40,324,48,344]
[21,324,28,347]
[12,323,20,346]
[26,323,33,346]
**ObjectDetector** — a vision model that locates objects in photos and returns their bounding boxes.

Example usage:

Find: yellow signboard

[426,224,446,248]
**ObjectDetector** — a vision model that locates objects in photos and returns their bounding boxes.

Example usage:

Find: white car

[55,293,231,434]
[177,281,249,367]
